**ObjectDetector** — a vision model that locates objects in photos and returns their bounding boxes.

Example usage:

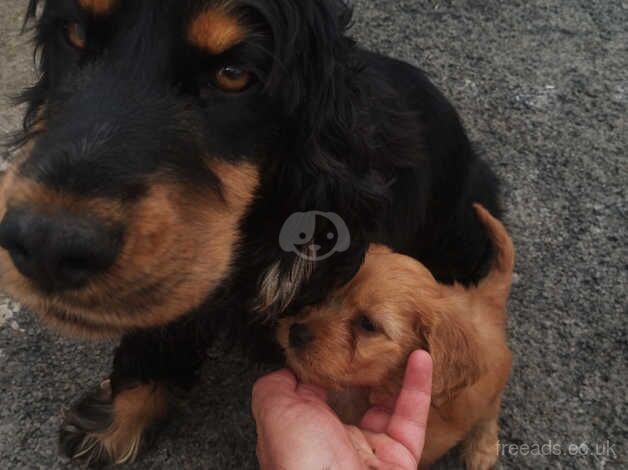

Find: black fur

[12,0,501,464]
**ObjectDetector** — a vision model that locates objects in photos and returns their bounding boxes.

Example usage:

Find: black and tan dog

[0,0,500,465]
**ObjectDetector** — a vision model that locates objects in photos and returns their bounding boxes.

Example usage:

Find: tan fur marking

[0,157,259,338]
[74,383,167,464]
[4,177,126,224]
[79,0,117,15]
[188,6,246,55]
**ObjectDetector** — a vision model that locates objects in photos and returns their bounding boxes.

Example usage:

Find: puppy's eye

[213,66,254,93]
[356,314,378,333]
[65,22,87,50]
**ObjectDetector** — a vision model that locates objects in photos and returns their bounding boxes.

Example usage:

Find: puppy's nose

[289,323,314,349]
[0,207,122,292]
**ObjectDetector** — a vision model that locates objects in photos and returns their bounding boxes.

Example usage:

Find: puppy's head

[277,245,482,404]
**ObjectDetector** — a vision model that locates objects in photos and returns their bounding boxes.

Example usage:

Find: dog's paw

[59,380,168,466]
[463,448,499,470]
[461,419,500,470]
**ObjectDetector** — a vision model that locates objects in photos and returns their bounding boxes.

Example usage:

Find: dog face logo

[279,211,350,261]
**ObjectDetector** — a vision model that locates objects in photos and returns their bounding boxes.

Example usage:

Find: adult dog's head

[0,0,358,336]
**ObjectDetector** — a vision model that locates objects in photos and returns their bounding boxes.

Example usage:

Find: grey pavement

[1,1,627,469]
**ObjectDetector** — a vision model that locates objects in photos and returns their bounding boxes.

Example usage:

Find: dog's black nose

[289,323,314,348]
[0,207,122,292]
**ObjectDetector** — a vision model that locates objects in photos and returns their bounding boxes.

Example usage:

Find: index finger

[386,350,433,459]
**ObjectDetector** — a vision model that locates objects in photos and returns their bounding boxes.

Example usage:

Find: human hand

[252,350,433,470]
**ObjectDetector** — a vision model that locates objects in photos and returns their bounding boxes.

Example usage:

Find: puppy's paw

[463,448,499,470]
[461,419,499,470]
[60,380,168,466]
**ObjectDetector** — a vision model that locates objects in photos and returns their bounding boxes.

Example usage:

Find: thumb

[386,350,433,460]
[251,369,298,420]
[296,382,329,403]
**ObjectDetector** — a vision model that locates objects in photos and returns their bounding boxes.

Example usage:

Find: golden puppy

[277,204,514,469]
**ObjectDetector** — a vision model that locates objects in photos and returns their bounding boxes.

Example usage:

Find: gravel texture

[1,1,626,469]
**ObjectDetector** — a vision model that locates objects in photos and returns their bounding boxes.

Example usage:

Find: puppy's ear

[420,310,483,407]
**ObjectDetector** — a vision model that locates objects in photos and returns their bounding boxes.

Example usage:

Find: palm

[343,422,420,469]
[322,350,432,469]
[253,351,432,470]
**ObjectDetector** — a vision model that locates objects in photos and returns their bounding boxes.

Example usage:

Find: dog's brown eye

[66,22,87,50]
[214,66,253,93]
[356,314,378,333]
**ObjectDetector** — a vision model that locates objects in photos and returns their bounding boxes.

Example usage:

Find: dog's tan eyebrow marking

[187,7,246,55]
[79,0,117,15]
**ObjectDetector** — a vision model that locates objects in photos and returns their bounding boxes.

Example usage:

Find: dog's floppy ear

[250,0,393,317]
[261,0,354,133]
[419,308,483,407]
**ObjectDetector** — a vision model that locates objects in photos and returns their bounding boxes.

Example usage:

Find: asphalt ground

[1,1,626,469]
